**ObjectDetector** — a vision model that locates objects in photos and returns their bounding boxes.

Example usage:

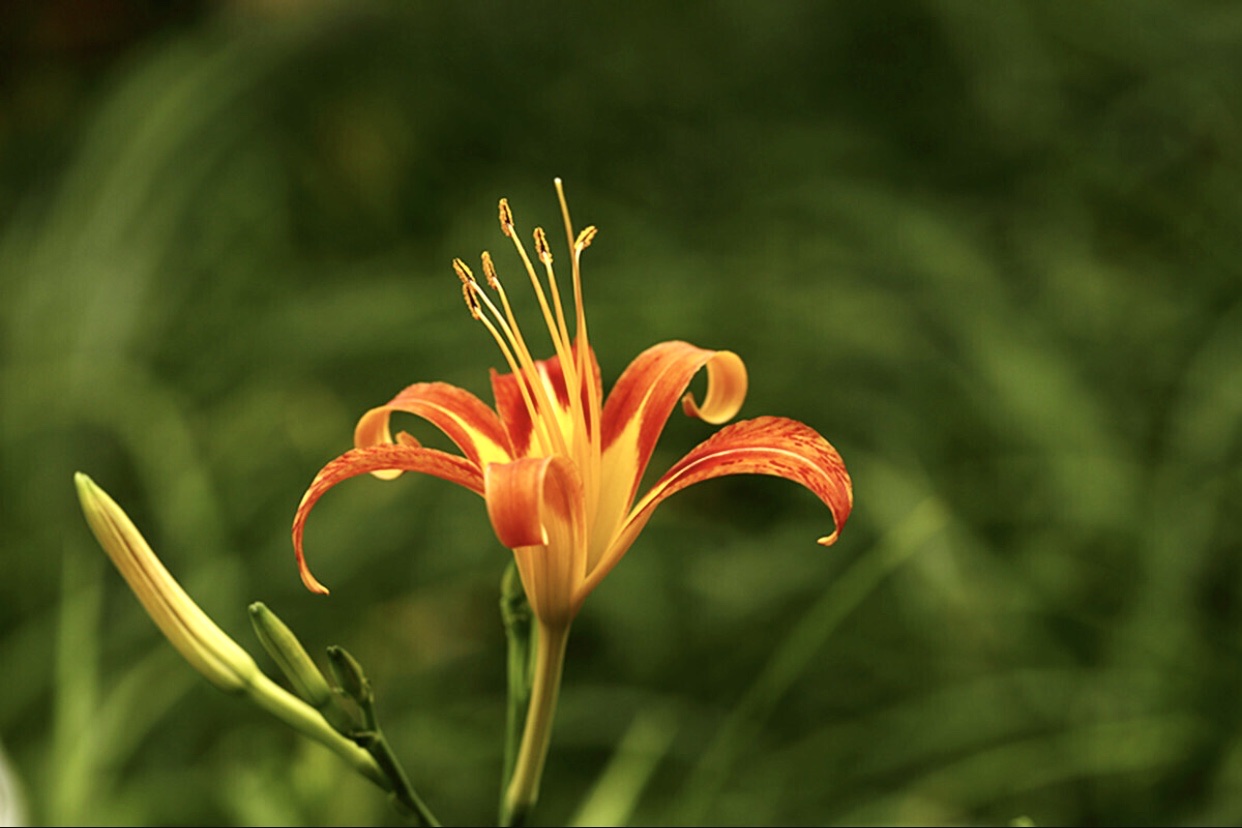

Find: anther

[498,199,514,237]
[462,282,482,319]
[452,257,475,284]
[481,251,500,289]
[574,225,598,252]
[533,227,552,264]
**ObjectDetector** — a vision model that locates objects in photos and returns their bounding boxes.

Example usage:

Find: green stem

[354,723,441,827]
[500,562,533,795]
[327,645,442,827]
[242,672,389,790]
[501,620,571,828]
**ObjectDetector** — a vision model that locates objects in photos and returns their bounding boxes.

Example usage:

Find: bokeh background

[3,1,1242,825]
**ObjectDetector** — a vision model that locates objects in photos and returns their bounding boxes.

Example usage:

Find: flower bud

[249,602,358,734]
[74,472,258,693]
[326,645,373,708]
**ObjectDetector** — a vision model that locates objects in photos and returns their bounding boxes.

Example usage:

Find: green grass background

[3,1,1241,825]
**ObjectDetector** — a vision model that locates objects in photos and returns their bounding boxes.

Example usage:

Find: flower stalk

[501,620,570,828]
[499,561,534,796]
[327,645,442,827]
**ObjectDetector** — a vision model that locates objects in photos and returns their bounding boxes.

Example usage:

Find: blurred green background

[3,1,1241,825]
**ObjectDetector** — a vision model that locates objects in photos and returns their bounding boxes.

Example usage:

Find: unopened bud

[74,472,258,693]
[327,645,373,708]
[249,602,358,734]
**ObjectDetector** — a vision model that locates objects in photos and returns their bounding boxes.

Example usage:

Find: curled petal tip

[300,567,331,595]
[679,349,747,425]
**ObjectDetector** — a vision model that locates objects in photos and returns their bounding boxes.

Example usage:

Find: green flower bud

[249,602,357,734]
[326,645,373,708]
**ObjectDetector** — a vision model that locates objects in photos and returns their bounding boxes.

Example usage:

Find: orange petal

[484,457,587,626]
[591,341,747,565]
[582,416,852,599]
[353,382,512,478]
[601,340,746,471]
[293,444,485,595]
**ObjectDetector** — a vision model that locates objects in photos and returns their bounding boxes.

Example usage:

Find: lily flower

[292,180,853,824]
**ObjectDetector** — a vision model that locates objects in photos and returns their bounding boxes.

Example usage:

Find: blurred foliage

[2,0,1242,825]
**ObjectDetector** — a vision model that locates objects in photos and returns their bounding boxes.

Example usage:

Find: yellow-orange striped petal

[293,444,486,595]
[484,456,587,627]
[591,341,747,565]
[353,381,512,479]
[582,416,852,598]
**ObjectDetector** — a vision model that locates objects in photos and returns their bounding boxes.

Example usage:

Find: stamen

[535,226,571,353]
[481,251,500,289]
[534,227,552,264]
[574,226,598,252]
[464,240,572,460]
[553,178,601,519]
[499,198,515,237]
[462,282,482,320]
[505,212,571,362]
[461,185,603,469]
[464,279,561,457]
[452,257,474,284]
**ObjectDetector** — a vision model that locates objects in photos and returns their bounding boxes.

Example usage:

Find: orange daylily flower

[293,181,851,621]
[291,180,852,822]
